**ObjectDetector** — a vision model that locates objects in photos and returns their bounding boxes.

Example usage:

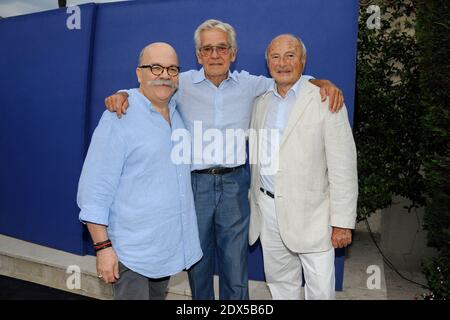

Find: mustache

[146,79,178,89]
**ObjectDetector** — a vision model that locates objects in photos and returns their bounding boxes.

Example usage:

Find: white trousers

[258,191,336,300]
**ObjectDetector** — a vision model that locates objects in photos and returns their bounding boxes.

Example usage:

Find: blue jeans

[188,166,250,300]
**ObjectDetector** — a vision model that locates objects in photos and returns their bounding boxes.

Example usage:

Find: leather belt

[260,187,275,199]
[193,165,244,175]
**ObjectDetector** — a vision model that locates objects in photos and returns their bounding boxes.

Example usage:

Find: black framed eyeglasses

[139,64,180,77]
[199,45,232,57]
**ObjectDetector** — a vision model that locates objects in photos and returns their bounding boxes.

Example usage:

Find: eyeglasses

[138,64,180,77]
[199,45,232,57]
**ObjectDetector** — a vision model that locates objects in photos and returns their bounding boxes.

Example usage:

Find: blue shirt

[176,69,272,170]
[77,89,202,278]
[260,76,308,193]
[123,69,313,171]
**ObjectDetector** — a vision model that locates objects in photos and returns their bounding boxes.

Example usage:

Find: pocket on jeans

[191,172,197,195]
[243,167,251,188]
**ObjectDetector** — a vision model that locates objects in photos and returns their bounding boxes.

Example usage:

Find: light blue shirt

[123,69,313,171]
[176,68,272,170]
[260,76,308,193]
[77,89,202,278]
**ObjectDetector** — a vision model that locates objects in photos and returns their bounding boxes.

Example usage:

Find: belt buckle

[210,168,218,175]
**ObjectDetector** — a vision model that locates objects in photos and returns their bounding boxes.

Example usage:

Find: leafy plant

[356,0,449,299]
[355,1,425,220]
[415,0,450,300]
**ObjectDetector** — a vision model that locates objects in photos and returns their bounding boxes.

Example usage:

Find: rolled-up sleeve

[77,114,126,226]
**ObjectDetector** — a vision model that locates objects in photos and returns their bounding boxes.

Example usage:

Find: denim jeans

[188,166,250,300]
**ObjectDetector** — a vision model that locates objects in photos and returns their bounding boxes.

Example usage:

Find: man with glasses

[104,19,344,300]
[77,42,202,300]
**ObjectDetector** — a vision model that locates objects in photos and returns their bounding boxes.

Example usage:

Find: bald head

[136,42,180,108]
[265,34,306,64]
[266,34,307,96]
[138,42,178,66]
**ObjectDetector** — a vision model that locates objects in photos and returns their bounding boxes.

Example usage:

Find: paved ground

[0,275,93,300]
[0,225,431,300]
[384,267,430,300]
[0,270,428,300]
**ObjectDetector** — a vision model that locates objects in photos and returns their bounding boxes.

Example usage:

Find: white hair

[265,34,307,63]
[194,19,237,54]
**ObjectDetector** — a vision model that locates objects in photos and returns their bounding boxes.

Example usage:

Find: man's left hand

[309,79,344,113]
[331,227,352,248]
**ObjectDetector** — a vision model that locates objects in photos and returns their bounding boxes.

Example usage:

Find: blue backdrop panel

[88,0,358,287]
[0,4,96,254]
[88,0,358,127]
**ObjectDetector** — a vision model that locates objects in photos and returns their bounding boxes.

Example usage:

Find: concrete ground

[384,267,429,300]
[0,223,430,300]
[0,274,94,300]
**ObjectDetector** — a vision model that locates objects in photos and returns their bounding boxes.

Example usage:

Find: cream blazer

[248,80,358,253]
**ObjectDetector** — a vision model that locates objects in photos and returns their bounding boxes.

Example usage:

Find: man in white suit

[248,34,358,300]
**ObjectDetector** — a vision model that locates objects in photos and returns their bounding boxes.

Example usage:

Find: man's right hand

[105,92,129,118]
[96,247,120,284]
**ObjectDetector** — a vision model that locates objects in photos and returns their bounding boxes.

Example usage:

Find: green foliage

[422,253,450,300]
[357,0,450,300]
[415,0,450,300]
[355,1,425,220]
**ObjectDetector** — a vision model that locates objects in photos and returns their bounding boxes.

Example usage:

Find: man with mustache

[104,19,344,300]
[77,42,202,300]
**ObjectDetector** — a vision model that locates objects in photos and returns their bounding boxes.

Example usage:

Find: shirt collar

[192,67,238,84]
[265,75,306,99]
[133,88,177,116]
